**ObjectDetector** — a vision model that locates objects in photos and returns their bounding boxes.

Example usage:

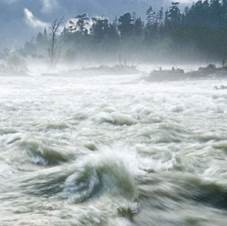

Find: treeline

[21,0,227,63]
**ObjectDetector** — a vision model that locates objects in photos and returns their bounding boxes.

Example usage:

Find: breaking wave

[21,150,138,204]
[20,140,73,166]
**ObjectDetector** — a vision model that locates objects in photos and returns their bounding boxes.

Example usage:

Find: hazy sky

[0,0,191,49]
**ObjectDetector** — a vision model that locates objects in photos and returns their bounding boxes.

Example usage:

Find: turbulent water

[0,73,227,226]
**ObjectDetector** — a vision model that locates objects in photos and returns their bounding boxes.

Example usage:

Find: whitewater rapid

[0,73,227,226]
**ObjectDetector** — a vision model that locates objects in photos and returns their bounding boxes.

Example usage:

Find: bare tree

[49,18,63,65]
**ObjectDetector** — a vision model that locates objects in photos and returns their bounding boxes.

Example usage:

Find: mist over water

[1,69,227,226]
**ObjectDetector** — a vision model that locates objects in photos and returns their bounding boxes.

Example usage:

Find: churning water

[0,73,227,226]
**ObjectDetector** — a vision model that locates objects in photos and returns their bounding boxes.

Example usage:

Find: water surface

[0,74,227,226]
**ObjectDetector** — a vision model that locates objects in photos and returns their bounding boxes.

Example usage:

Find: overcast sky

[0,0,191,50]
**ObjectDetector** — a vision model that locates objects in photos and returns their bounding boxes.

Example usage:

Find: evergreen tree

[134,17,144,37]
[166,2,182,29]
[92,17,109,42]
[118,13,134,38]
